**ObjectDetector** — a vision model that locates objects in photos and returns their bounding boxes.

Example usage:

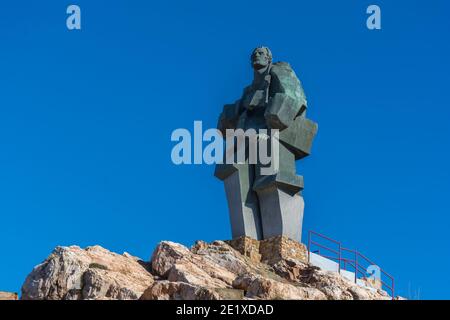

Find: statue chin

[253,62,268,70]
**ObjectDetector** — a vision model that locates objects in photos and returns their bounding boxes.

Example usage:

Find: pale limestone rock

[191,240,264,276]
[271,258,310,282]
[151,241,191,277]
[0,291,18,300]
[279,263,390,300]
[139,280,244,300]
[167,262,232,288]
[233,274,327,300]
[21,245,153,300]
[22,236,396,300]
[140,281,221,300]
[151,241,237,288]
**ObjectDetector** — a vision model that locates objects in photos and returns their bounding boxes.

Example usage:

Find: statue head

[251,47,272,70]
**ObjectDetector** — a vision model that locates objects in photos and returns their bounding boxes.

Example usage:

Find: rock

[361,277,383,290]
[21,245,153,300]
[233,274,326,300]
[280,263,390,300]
[191,240,265,276]
[140,281,244,300]
[22,236,397,300]
[0,291,18,300]
[140,281,221,300]
[271,258,310,282]
[151,241,191,277]
[167,262,231,288]
[151,241,237,288]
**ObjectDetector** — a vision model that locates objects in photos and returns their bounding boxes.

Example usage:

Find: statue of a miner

[215,47,318,243]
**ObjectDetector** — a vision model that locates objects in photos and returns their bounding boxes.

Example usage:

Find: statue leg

[215,163,263,240]
[253,142,305,242]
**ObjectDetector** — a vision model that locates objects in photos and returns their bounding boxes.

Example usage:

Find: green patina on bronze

[215,47,318,242]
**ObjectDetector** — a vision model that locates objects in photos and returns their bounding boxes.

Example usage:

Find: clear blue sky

[0,1,449,299]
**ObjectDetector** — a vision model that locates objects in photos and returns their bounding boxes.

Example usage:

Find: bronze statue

[215,47,318,242]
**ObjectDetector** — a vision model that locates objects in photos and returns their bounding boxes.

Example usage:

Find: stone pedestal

[226,235,308,265]
[259,236,308,265]
[225,236,262,263]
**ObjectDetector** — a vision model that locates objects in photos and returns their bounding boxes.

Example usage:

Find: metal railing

[307,230,395,299]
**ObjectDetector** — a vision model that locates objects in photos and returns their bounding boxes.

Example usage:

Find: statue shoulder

[270,62,298,83]
[270,62,306,104]
[271,61,293,72]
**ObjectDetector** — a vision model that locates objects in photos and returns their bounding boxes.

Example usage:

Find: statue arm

[217,100,241,135]
[217,85,252,135]
[265,64,307,130]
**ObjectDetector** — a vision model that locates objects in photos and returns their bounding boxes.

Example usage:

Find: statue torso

[238,71,271,130]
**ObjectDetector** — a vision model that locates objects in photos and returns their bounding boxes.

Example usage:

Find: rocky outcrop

[21,245,153,300]
[21,237,393,300]
[0,291,18,300]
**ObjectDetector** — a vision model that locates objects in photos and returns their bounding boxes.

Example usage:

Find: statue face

[252,48,270,70]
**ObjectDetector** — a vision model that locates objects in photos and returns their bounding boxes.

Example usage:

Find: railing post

[392,280,395,300]
[354,250,358,283]
[338,242,341,273]
[308,231,311,263]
